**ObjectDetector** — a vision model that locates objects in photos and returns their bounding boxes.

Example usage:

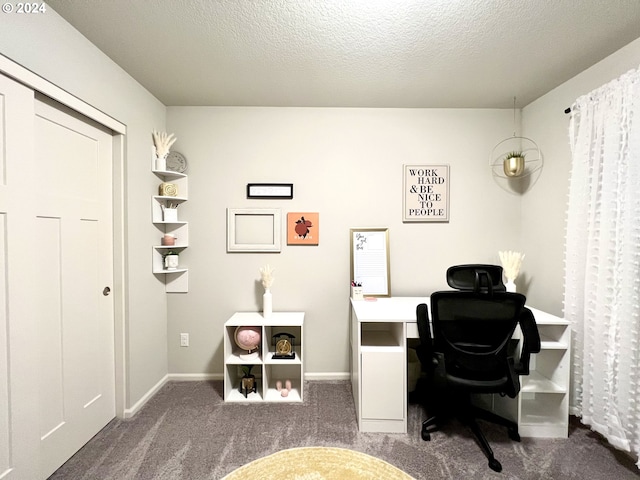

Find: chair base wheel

[421,426,431,441]
[508,427,520,442]
[488,458,502,472]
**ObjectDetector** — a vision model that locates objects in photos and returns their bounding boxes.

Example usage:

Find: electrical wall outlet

[180,333,189,347]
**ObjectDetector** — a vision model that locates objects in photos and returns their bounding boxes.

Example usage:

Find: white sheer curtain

[566,66,640,467]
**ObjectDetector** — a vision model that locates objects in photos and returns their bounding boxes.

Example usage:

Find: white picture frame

[247,183,293,199]
[350,228,390,297]
[227,208,282,252]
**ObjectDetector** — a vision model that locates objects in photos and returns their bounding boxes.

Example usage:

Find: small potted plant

[163,250,179,270]
[503,151,526,177]
[239,365,257,398]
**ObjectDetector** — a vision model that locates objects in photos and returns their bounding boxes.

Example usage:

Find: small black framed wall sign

[247,183,294,199]
[402,164,450,222]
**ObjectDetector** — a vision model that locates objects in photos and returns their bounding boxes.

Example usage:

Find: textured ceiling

[47,0,640,108]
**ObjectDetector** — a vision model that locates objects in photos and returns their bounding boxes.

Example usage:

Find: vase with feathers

[152,130,177,171]
[260,264,275,318]
[499,250,524,292]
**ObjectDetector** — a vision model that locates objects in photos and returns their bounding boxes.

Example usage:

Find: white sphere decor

[234,326,261,360]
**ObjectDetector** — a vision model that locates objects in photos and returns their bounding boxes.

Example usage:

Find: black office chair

[416,265,540,472]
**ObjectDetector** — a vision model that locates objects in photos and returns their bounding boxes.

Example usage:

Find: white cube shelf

[224,312,304,403]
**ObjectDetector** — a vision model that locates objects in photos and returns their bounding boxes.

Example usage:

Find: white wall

[167,107,521,375]
[521,37,640,315]
[0,11,169,407]
[168,35,640,377]
[3,0,640,397]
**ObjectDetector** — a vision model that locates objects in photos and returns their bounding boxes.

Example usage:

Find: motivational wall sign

[403,164,450,222]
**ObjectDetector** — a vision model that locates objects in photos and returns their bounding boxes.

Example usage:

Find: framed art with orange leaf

[287,212,319,245]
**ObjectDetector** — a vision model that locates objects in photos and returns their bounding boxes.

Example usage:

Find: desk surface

[350,297,567,325]
[350,297,430,322]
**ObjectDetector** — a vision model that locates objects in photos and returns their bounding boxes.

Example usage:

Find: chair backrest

[430,290,526,397]
[446,264,506,293]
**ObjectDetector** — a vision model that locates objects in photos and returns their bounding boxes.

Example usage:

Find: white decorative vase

[163,208,178,222]
[164,254,179,270]
[506,280,516,293]
[263,289,272,318]
[155,154,167,171]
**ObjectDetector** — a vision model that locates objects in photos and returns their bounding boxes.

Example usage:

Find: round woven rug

[221,446,415,480]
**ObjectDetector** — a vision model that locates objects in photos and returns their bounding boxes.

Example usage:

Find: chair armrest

[514,308,541,375]
[415,303,433,370]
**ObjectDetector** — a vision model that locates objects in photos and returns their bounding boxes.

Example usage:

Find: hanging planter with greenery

[503,151,526,177]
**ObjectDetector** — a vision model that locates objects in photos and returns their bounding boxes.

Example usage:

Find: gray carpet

[48,381,639,479]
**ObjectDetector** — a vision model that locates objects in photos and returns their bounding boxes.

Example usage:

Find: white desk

[349,297,570,437]
[349,297,428,433]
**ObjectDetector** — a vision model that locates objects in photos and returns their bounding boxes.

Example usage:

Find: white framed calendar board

[349,228,390,297]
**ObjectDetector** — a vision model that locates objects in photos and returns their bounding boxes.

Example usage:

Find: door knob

[103,286,111,296]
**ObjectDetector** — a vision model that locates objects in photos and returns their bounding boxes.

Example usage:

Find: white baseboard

[167,372,349,382]
[168,373,224,381]
[304,372,350,381]
[123,374,170,419]
[124,372,350,418]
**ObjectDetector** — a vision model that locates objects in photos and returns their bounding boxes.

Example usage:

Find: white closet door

[34,96,115,479]
[0,70,40,480]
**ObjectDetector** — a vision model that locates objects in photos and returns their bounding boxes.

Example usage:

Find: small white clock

[166,151,188,173]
